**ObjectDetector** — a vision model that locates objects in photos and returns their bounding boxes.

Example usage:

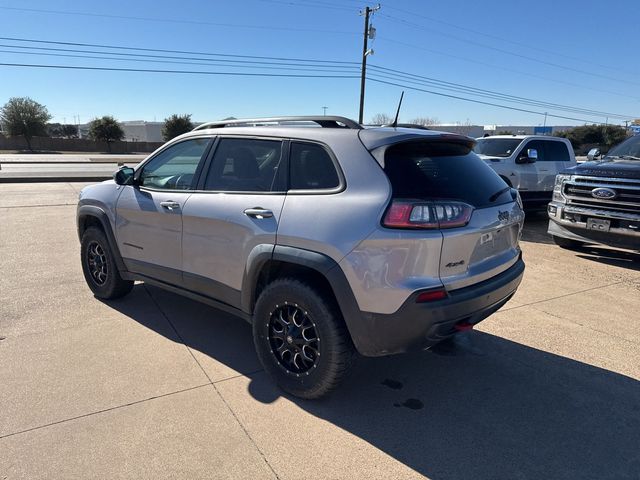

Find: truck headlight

[552,174,571,202]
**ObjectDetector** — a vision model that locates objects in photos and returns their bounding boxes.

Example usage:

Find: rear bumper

[349,256,525,357]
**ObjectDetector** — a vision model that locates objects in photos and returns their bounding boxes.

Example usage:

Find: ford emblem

[591,187,617,199]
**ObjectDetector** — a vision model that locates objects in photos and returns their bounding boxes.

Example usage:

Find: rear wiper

[489,186,511,202]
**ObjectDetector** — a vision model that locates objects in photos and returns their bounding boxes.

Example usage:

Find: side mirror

[587,148,601,161]
[516,148,537,164]
[114,166,135,185]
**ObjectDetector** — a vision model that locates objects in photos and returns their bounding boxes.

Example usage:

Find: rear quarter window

[384,141,512,207]
[289,142,340,190]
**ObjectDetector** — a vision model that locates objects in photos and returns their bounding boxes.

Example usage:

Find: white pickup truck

[474,135,576,209]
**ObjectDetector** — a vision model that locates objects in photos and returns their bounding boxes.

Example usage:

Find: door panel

[116,188,191,284]
[181,194,286,301]
[514,140,544,192]
[115,137,212,284]
[180,137,286,306]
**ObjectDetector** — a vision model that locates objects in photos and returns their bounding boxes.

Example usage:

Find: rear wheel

[552,235,585,250]
[253,278,355,399]
[81,227,133,299]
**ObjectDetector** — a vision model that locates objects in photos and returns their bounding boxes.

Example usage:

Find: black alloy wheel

[86,240,109,286]
[268,303,320,375]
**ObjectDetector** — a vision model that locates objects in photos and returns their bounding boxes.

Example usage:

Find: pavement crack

[0,384,211,441]
[529,303,640,346]
[142,285,280,480]
[500,281,626,312]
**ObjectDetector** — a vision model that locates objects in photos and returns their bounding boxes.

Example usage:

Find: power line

[0,49,361,74]
[0,36,359,65]
[381,4,637,77]
[0,6,358,36]
[0,44,360,71]
[366,77,618,124]
[378,13,640,88]
[0,62,361,79]
[368,65,635,120]
[375,36,638,101]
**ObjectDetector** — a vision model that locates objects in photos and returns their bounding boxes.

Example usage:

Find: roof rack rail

[193,116,361,131]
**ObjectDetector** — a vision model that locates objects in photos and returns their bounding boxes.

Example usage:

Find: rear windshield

[474,138,523,157]
[384,141,513,207]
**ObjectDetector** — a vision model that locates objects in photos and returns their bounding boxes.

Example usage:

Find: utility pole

[358,4,380,124]
[322,106,328,116]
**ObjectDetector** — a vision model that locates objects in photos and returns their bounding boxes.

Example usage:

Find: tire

[80,227,133,299]
[552,235,585,250]
[253,278,355,399]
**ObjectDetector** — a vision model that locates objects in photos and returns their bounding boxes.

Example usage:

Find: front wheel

[552,235,585,250]
[253,278,355,399]
[81,227,133,299]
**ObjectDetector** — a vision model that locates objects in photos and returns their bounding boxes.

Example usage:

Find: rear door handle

[244,207,273,219]
[160,200,181,211]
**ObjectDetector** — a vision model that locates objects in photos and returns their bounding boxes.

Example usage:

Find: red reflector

[454,322,474,332]
[416,289,448,303]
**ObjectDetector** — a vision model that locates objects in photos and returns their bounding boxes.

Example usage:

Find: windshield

[605,135,640,160]
[473,138,523,157]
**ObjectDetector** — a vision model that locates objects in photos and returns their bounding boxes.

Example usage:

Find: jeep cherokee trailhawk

[77,116,525,398]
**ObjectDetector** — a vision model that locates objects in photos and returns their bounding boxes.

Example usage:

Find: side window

[545,140,571,162]
[289,142,340,190]
[204,138,283,192]
[140,138,210,190]
[521,140,546,162]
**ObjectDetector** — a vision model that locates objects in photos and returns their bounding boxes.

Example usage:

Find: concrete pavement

[1,183,639,479]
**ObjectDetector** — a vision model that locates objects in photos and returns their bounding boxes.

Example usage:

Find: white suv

[474,135,576,208]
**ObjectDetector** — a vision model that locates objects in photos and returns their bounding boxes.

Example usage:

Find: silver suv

[77,116,525,398]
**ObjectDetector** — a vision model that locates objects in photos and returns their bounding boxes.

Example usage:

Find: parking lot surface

[1,182,639,479]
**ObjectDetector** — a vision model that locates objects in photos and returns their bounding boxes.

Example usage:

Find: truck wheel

[81,227,133,299]
[253,278,355,399]
[552,235,585,250]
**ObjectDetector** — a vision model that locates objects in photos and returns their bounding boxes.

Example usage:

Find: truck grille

[563,176,640,214]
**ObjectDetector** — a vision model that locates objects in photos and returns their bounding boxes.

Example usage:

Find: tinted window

[544,140,571,162]
[140,138,210,190]
[384,141,512,207]
[521,140,547,161]
[474,138,523,157]
[204,138,282,192]
[289,142,340,190]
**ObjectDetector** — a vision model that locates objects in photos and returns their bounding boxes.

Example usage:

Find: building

[120,121,164,142]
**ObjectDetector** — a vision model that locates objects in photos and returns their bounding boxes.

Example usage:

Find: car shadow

[576,247,640,270]
[104,285,640,479]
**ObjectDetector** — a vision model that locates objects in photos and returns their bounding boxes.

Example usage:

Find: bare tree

[370,113,393,125]
[410,116,439,126]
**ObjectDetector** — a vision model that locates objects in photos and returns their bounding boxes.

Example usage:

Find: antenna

[391,91,404,128]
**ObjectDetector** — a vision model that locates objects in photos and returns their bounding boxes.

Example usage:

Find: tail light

[383,200,473,229]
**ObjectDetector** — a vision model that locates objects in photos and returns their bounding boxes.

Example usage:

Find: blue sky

[0,0,638,126]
